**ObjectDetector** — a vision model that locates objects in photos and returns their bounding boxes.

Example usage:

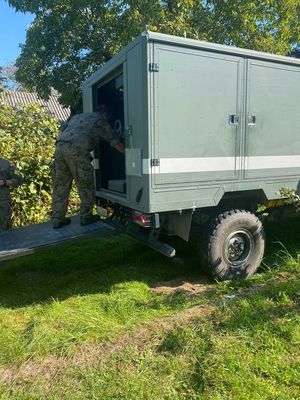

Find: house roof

[0,89,71,121]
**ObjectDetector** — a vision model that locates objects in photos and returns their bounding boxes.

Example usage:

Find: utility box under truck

[82,31,300,281]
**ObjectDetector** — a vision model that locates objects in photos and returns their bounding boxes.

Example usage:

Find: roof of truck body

[147,31,300,66]
[82,31,300,88]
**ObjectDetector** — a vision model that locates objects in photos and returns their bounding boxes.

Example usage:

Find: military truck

[81,31,300,281]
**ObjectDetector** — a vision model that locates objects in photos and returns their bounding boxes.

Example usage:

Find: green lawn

[0,218,299,399]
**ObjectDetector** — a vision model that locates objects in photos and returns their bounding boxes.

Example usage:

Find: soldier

[0,158,23,233]
[52,105,124,229]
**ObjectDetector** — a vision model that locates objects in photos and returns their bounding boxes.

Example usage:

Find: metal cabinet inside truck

[82,31,300,281]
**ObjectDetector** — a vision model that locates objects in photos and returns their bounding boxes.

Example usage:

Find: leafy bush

[0,102,79,227]
[280,188,300,212]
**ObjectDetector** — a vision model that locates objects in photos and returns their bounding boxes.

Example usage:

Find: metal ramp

[0,216,115,262]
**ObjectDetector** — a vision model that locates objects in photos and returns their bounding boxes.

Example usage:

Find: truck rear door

[152,43,244,187]
[244,59,300,180]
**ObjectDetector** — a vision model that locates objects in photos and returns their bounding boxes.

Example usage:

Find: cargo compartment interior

[93,72,126,195]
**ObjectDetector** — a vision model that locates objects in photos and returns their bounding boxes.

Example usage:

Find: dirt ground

[150,277,216,295]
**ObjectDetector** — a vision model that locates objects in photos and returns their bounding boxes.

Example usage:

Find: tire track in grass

[0,272,293,389]
[0,303,216,388]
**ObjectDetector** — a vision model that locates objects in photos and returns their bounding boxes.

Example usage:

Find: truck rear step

[0,216,114,262]
[104,207,176,258]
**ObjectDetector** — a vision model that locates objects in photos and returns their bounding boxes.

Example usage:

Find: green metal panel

[152,44,244,186]
[245,59,300,180]
[126,44,144,151]
[125,40,149,210]
[81,31,300,214]
[146,31,300,68]
[82,86,93,112]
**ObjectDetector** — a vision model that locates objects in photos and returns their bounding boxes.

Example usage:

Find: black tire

[203,209,265,281]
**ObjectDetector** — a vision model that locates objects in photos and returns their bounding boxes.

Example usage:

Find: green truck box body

[82,31,300,213]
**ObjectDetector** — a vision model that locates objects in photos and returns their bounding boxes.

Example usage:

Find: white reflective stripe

[142,159,151,174]
[247,155,300,170]
[143,157,237,174]
[142,156,300,175]
[162,157,236,173]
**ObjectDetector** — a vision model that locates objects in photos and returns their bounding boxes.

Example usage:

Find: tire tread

[201,209,265,281]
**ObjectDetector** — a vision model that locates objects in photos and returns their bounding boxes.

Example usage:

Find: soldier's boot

[80,215,100,226]
[53,217,71,229]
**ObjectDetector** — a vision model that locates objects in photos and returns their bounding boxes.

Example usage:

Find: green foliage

[7,0,300,111]
[0,102,79,227]
[280,187,300,211]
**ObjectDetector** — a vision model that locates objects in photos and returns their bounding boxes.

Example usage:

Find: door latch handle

[247,115,256,126]
[125,125,133,135]
[229,115,240,126]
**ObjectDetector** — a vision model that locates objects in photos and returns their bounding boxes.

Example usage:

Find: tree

[0,62,25,91]
[0,67,6,92]
[7,0,300,112]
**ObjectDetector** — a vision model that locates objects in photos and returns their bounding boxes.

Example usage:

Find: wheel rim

[223,229,254,266]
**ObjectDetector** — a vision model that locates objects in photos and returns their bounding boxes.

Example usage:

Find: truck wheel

[205,210,265,281]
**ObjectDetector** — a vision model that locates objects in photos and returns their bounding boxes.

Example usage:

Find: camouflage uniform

[52,112,120,223]
[0,158,23,233]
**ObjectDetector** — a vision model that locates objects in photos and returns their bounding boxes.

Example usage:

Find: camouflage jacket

[57,112,120,152]
[0,158,23,188]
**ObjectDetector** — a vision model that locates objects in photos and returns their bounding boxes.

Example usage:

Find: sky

[0,0,34,65]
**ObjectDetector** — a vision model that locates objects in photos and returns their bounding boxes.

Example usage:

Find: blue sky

[0,0,34,65]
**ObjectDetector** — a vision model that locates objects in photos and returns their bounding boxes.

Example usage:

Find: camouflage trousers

[0,189,12,233]
[52,142,95,222]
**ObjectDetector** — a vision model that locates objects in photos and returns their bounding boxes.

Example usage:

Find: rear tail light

[132,211,159,228]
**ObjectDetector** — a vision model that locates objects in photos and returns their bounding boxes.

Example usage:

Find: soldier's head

[96,104,110,120]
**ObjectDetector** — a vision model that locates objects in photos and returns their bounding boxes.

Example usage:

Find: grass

[0,217,300,399]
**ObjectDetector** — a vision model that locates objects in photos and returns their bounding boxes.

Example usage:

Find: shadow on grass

[0,233,203,308]
[261,215,300,266]
[0,215,299,309]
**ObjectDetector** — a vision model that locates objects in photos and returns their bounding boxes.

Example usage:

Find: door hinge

[150,159,160,167]
[149,63,159,72]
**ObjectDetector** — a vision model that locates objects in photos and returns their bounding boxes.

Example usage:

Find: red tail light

[132,211,153,227]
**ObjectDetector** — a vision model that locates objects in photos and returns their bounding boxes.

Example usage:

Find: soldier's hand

[0,179,14,188]
[114,143,125,154]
